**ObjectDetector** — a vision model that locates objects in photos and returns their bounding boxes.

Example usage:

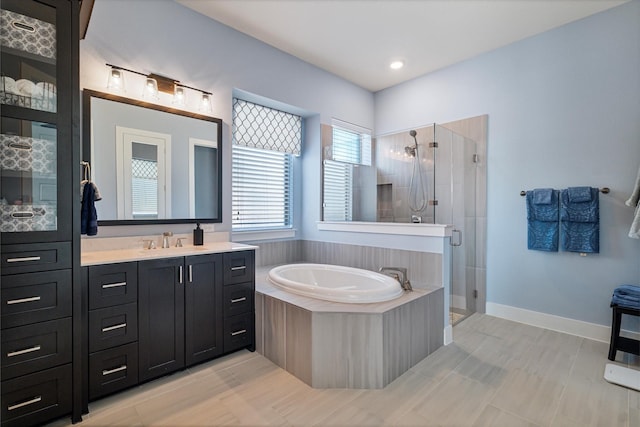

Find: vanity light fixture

[107,66,125,92]
[143,77,159,100]
[390,60,404,70]
[105,63,213,112]
[173,84,186,107]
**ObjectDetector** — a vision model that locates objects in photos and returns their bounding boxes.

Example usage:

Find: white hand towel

[626,164,640,208]
[627,164,640,239]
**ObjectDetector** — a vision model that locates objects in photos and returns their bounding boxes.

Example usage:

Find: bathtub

[267,263,404,303]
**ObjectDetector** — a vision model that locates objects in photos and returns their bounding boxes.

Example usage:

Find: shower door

[434,125,477,317]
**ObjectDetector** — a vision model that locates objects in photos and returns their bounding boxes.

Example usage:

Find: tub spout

[379,267,412,291]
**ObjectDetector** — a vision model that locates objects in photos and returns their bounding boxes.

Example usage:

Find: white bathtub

[267,263,404,303]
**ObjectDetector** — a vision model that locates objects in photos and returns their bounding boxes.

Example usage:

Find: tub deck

[255,266,444,389]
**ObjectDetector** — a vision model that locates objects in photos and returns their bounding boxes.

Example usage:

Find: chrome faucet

[162,232,173,248]
[379,267,413,291]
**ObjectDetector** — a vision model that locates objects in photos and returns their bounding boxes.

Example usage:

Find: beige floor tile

[472,404,541,427]
[490,368,564,426]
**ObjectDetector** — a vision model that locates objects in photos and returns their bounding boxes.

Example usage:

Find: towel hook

[81,161,91,181]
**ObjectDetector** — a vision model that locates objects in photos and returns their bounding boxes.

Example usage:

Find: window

[232,145,292,229]
[232,98,301,231]
[322,121,371,221]
[323,160,352,221]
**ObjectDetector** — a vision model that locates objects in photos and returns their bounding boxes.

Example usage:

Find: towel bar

[520,187,609,196]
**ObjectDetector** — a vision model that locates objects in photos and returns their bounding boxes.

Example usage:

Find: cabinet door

[0,0,74,244]
[138,258,184,383]
[184,254,223,366]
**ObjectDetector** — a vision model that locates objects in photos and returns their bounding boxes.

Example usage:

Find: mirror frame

[82,89,223,225]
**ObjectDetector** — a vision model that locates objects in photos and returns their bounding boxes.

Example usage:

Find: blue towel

[533,188,553,205]
[567,186,592,203]
[81,181,98,236]
[526,189,559,251]
[610,286,640,309]
[560,187,599,253]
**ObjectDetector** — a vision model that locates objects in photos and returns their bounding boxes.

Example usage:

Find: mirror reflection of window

[115,126,171,220]
[131,143,158,219]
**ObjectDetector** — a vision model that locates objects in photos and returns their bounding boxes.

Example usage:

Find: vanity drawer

[1,318,72,380]
[1,242,71,275]
[1,270,72,329]
[88,262,137,309]
[1,363,72,427]
[223,282,254,318]
[223,313,254,353]
[223,251,255,285]
[89,303,138,353]
[89,342,138,401]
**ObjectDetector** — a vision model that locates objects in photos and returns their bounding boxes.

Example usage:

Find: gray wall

[375,1,640,326]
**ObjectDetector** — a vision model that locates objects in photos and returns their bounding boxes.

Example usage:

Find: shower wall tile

[475,267,487,314]
[476,216,487,269]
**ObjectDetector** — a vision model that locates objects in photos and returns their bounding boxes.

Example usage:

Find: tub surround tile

[255,271,444,389]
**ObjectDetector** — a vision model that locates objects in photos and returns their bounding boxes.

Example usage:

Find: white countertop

[81,242,257,266]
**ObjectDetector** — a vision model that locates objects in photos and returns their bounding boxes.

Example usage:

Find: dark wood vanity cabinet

[83,250,254,406]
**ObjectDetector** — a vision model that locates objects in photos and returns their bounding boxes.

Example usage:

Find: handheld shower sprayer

[405,130,418,157]
[406,130,428,213]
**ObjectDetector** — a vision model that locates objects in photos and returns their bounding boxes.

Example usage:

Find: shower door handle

[450,229,462,247]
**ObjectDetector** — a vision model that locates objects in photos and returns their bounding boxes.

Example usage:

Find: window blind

[323,160,352,221]
[232,145,292,229]
[233,98,302,156]
[131,158,158,218]
[332,126,371,166]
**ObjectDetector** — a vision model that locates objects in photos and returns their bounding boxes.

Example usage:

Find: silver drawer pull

[6,256,41,263]
[231,297,247,303]
[12,21,36,33]
[102,323,126,332]
[8,396,42,411]
[11,212,35,219]
[231,329,247,336]
[7,345,41,358]
[102,365,127,376]
[7,296,41,305]
[230,266,246,271]
[102,282,127,289]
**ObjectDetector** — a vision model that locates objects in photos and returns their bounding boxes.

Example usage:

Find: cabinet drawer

[88,262,137,309]
[1,243,71,275]
[1,270,72,329]
[223,251,255,285]
[223,313,254,353]
[1,318,71,380]
[89,303,138,353]
[1,364,72,427]
[223,282,254,318]
[89,342,138,401]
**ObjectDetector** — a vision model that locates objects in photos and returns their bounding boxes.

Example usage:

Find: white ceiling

[177,0,627,92]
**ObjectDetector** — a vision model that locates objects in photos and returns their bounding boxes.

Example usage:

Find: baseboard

[450,294,466,310]
[486,302,640,343]
[444,325,453,345]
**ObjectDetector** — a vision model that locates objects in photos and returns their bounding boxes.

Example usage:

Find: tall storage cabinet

[0,0,81,426]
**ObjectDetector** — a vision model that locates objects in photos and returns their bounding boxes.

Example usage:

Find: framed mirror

[82,89,222,225]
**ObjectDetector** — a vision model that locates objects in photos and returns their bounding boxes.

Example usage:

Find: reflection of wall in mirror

[188,137,218,218]
[90,96,218,220]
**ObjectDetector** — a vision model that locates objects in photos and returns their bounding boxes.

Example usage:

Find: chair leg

[608,306,622,361]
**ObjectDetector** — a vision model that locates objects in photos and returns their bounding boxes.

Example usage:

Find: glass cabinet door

[0,0,70,241]
[1,118,57,232]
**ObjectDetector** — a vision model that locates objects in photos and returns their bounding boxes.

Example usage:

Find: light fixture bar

[148,73,178,94]
[106,63,147,77]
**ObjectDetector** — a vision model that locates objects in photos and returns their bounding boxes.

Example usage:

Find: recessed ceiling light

[389,60,404,70]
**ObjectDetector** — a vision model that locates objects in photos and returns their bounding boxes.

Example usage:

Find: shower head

[409,130,417,137]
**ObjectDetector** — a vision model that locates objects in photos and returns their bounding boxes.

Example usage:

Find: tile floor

[48,314,639,426]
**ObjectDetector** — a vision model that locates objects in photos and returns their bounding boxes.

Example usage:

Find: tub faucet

[379,267,412,291]
[162,232,173,248]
